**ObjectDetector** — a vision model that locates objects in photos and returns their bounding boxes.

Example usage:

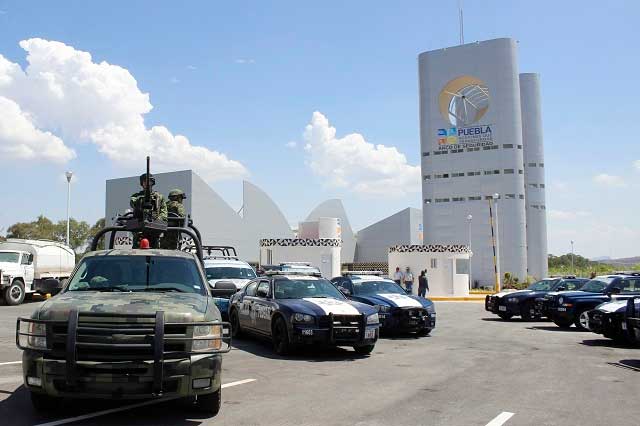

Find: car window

[274,278,345,299]
[205,266,256,280]
[21,254,31,265]
[352,280,406,295]
[0,252,20,263]
[619,278,640,293]
[256,281,270,298]
[245,281,259,296]
[565,280,582,291]
[529,279,558,291]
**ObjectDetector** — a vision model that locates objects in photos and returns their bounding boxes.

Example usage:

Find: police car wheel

[574,309,589,330]
[553,318,572,329]
[230,309,242,338]
[520,300,537,321]
[193,387,221,415]
[497,313,513,320]
[418,328,431,336]
[30,392,58,411]
[272,317,291,355]
[353,344,375,355]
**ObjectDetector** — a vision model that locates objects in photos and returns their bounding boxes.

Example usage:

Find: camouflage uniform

[129,174,168,248]
[161,189,187,250]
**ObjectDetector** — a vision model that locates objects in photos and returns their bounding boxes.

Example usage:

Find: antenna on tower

[458,0,464,45]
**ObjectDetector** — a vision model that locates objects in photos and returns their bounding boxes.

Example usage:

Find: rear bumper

[23,352,222,399]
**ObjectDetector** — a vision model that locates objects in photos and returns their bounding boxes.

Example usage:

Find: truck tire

[4,279,25,305]
[193,387,221,416]
[30,392,58,411]
[230,309,242,338]
[353,344,375,355]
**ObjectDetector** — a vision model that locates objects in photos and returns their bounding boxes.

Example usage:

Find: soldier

[130,173,168,247]
[160,189,187,249]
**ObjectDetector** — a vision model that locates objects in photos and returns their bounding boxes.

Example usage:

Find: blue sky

[0,1,638,259]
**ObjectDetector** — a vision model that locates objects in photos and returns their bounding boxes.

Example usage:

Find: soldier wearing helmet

[129,173,168,247]
[160,188,187,249]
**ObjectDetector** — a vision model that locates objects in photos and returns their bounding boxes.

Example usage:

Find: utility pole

[467,214,473,289]
[458,0,464,45]
[489,194,501,292]
[65,171,73,247]
[571,240,575,275]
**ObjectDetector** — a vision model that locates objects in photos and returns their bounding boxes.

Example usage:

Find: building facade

[419,38,548,285]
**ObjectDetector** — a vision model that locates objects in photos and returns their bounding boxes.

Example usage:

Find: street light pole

[571,240,575,275]
[493,193,501,291]
[467,214,473,289]
[65,171,73,247]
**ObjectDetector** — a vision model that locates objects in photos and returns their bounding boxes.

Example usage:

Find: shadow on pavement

[610,359,640,372]
[0,385,220,426]
[581,339,638,349]
[526,326,579,332]
[231,337,370,362]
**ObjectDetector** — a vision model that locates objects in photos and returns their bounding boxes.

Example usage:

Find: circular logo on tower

[439,76,490,126]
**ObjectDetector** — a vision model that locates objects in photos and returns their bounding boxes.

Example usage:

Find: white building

[418,38,548,285]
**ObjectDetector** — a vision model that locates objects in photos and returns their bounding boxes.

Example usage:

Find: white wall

[388,251,470,297]
[260,244,341,279]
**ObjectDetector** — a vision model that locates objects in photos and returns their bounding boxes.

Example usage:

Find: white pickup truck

[0,239,75,305]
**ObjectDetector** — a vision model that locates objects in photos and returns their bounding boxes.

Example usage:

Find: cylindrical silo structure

[520,73,548,280]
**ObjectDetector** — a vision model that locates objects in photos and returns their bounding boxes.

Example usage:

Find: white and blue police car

[331,272,436,336]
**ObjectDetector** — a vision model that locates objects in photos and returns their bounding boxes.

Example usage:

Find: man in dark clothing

[418,270,429,298]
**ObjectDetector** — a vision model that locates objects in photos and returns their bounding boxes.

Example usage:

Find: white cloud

[549,210,591,221]
[593,173,626,187]
[186,65,197,70]
[0,38,247,181]
[285,141,297,149]
[302,111,420,196]
[169,76,179,84]
[234,58,255,64]
[633,160,640,171]
[0,96,75,162]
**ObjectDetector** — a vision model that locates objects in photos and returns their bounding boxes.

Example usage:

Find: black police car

[485,277,587,320]
[331,273,435,335]
[228,271,380,355]
[624,296,640,342]
[548,273,640,329]
[584,298,638,344]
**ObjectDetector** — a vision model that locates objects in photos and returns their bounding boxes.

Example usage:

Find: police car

[332,272,435,335]
[624,297,640,342]
[485,277,587,320]
[584,298,638,344]
[548,273,640,329]
[228,270,380,355]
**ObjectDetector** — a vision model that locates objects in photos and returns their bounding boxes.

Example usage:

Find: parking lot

[0,299,638,426]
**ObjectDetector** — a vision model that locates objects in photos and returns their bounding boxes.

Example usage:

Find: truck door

[21,253,35,289]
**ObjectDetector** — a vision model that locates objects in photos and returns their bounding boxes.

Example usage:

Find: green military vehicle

[16,159,230,414]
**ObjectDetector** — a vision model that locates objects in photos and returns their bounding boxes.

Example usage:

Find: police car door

[240,281,259,330]
[253,280,274,335]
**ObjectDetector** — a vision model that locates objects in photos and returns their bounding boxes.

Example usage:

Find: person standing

[418,270,429,298]
[129,173,168,248]
[403,267,414,294]
[161,189,187,249]
[393,267,404,285]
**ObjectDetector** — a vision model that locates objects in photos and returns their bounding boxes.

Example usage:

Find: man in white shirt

[403,267,414,294]
[393,267,404,285]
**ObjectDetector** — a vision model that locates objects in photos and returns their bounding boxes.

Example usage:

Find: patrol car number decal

[303,298,360,315]
[377,294,423,308]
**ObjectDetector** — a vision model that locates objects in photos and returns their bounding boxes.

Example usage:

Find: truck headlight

[192,324,222,351]
[367,313,379,324]
[18,322,47,350]
[293,313,315,323]
[377,305,391,313]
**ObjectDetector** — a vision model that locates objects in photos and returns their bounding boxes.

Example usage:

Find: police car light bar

[342,271,384,276]
[280,262,314,266]
[265,270,322,277]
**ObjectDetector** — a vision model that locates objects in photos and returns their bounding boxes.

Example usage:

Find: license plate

[409,320,418,325]
[335,328,356,336]
[301,329,313,336]
[365,328,376,339]
[498,306,507,312]
[622,322,627,330]
[558,307,566,312]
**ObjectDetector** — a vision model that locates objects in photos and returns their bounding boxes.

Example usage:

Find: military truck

[16,158,231,414]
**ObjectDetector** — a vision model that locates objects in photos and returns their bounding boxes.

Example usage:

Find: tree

[6,215,97,252]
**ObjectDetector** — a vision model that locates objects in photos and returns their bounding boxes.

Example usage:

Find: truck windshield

[66,256,206,294]
[352,280,406,295]
[0,252,20,263]
[205,267,256,280]
[274,279,345,300]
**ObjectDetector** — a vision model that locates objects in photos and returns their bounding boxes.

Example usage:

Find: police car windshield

[205,267,256,280]
[580,277,614,293]
[274,279,345,300]
[527,279,559,291]
[0,252,20,263]
[66,256,206,294]
[353,280,406,295]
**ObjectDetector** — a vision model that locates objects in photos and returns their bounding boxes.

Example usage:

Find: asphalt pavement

[0,298,638,426]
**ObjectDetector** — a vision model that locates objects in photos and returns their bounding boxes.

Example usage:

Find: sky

[0,0,638,259]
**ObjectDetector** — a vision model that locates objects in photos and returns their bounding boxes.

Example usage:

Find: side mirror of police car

[339,287,351,296]
[608,287,621,296]
[257,288,269,298]
[556,285,566,291]
[42,278,62,296]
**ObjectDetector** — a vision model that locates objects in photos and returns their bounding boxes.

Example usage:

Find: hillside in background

[548,253,639,277]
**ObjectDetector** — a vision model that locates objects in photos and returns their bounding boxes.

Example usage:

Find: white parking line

[0,361,21,366]
[485,411,515,426]
[34,378,256,426]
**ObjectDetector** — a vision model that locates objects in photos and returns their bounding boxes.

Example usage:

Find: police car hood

[357,293,433,309]
[280,297,377,317]
[595,299,628,313]
[557,290,603,299]
[36,292,210,322]
[208,278,250,290]
[493,289,532,298]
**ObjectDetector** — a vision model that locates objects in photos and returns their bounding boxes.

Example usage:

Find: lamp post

[571,240,575,275]
[65,171,73,247]
[492,193,501,291]
[467,214,473,289]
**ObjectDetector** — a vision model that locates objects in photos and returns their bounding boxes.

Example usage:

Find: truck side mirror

[42,279,62,296]
[28,254,34,265]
